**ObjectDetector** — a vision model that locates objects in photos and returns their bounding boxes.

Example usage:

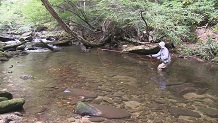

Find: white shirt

[152,47,171,62]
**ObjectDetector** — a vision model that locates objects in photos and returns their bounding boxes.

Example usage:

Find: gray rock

[168,107,201,118]
[74,101,101,116]
[89,117,105,122]
[90,104,131,119]
[124,101,141,109]
[204,108,218,118]
[168,83,208,96]
[19,74,32,80]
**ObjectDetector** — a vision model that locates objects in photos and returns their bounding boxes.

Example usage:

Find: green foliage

[96,0,147,25]
[212,24,218,32]
[22,0,52,24]
[0,0,27,32]
[0,0,40,32]
[0,1,22,25]
[0,0,217,61]
[82,0,216,44]
[183,0,218,23]
[180,37,218,61]
[197,37,218,60]
[179,44,195,56]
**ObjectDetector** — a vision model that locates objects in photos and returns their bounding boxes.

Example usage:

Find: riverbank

[176,27,218,63]
[1,26,218,64]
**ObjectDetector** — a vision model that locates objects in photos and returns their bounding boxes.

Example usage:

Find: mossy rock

[0,97,8,102]
[0,90,13,99]
[0,51,12,61]
[0,42,5,49]
[0,98,25,114]
[0,51,12,58]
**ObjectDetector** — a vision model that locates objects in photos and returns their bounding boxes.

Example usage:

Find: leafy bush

[180,37,218,61]
[212,24,218,32]
[1,0,217,45]
[22,0,53,24]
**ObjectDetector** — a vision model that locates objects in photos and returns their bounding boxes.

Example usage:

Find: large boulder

[74,101,101,116]
[0,97,8,102]
[0,98,25,114]
[74,101,131,119]
[0,90,13,99]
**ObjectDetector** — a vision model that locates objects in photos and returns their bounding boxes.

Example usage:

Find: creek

[0,45,218,123]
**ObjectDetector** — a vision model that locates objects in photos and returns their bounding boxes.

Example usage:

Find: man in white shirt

[150,41,171,71]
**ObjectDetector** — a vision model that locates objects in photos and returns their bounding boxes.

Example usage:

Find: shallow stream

[0,46,218,123]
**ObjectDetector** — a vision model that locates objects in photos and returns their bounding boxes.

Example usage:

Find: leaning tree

[41,0,114,47]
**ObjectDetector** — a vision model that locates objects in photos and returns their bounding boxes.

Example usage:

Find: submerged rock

[168,83,208,96]
[74,101,101,116]
[198,107,218,118]
[74,101,131,119]
[19,74,33,80]
[89,117,105,122]
[90,104,131,119]
[168,107,201,118]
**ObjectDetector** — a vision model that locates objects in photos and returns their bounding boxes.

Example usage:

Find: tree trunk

[41,0,74,36]
[41,0,111,47]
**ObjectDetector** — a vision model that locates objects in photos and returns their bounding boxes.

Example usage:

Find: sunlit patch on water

[25,48,50,53]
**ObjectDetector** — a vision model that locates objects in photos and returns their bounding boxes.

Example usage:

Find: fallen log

[51,39,72,46]
[40,40,59,52]
[2,41,27,51]
[0,98,25,114]
[0,34,15,42]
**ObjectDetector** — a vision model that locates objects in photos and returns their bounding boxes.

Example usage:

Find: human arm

[151,50,161,58]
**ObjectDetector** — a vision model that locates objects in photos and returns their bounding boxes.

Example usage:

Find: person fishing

[149,41,171,71]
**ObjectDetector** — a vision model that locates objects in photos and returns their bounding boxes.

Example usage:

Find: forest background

[0,0,218,62]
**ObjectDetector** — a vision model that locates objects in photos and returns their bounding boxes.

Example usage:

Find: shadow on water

[0,46,218,122]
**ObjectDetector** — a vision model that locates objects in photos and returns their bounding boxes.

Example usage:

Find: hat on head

[158,41,165,48]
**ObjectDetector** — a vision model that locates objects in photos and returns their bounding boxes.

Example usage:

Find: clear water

[0,46,218,122]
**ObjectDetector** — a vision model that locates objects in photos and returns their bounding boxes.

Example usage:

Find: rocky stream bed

[0,29,218,123]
